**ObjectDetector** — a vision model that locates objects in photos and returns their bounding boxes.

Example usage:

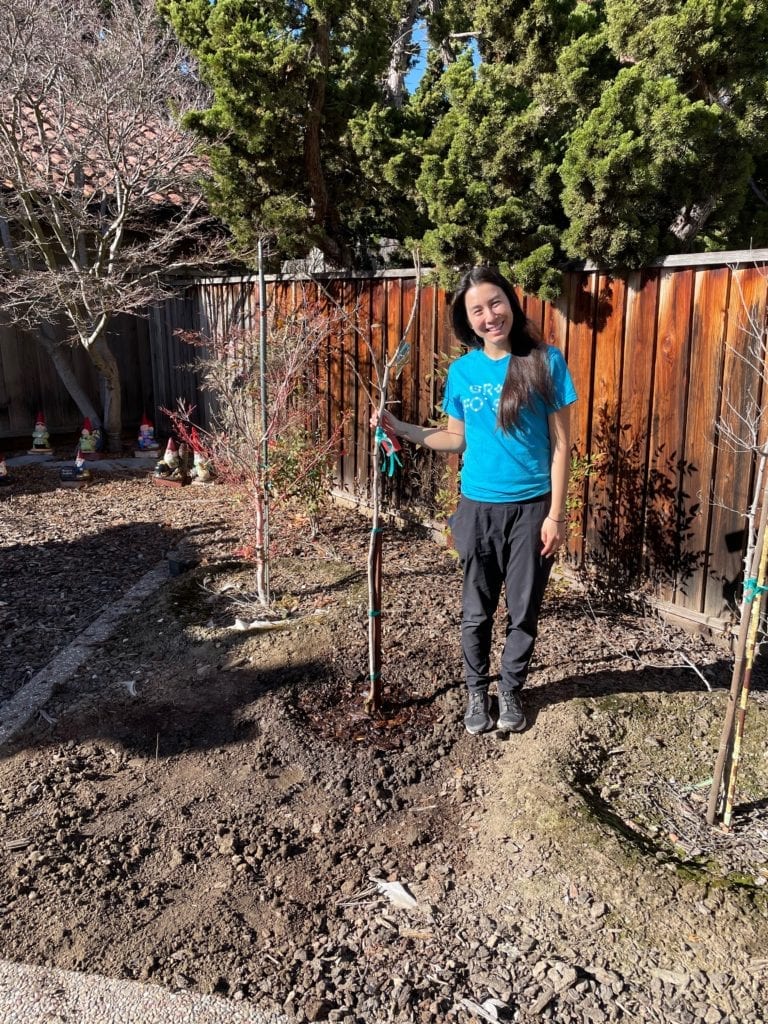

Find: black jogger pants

[449,494,553,694]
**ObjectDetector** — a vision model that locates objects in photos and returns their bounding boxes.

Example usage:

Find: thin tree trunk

[383,0,420,108]
[87,332,122,451]
[304,19,346,266]
[36,324,101,427]
[252,489,268,607]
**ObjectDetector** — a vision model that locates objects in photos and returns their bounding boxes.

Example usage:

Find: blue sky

[405,20,428,93]
[404,21,480,93]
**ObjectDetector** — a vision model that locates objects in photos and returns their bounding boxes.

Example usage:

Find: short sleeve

[546,347,578,412]
[441,363,465,421]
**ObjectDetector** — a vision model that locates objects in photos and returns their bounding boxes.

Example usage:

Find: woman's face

[464,282,514,354]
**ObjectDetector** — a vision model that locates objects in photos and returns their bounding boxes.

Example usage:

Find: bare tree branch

[0,0,239,448]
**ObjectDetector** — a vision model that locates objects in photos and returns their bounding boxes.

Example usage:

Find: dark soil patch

[1,465,767,1024]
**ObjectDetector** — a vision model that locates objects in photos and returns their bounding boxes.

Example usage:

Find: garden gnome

[30,411,52,453]
[137,413,159,451]
[59,447,92,486]
[0,454,10,486]
[163,437,180,472]
[79,417,96,453]
[74,448,92,481]
[190,427,213,484]
[155,437,179,478]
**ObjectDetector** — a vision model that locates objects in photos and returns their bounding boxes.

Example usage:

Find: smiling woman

[373,265,577,737]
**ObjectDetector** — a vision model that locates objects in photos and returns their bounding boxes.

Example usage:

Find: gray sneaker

[497,690,526,732]
[464,690,493,735]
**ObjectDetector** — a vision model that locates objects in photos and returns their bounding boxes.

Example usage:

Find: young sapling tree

[168,293,344,608]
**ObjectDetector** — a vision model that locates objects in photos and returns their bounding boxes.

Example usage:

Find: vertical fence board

[565,272,597,561]
[525,294,545,335]
[0,322,34,436]
[705,267,768,620]
[370,279,387,493]
[385,278,403,506]
[354,279,372,494]
[648,268,694,603]
[614,269,659,593]
[397,278,418,503]
[683,266,730,614]
[325,280,345,485]
[312,279,332,473]
[542,288,568,355]
[585,274,626,560]
[341,280,357,493]
[417,285,436,425]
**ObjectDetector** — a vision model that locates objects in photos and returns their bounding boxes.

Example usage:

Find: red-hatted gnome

[30,411,52,453]
[155,437,179,478]
[79,417,96,453]
[137,413,159,451]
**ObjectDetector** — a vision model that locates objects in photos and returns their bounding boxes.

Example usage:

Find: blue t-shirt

[442,345,577,502]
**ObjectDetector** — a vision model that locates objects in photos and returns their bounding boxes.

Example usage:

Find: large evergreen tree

[164,0,768,294]
[160,0,424,267]
[414,0,768,291]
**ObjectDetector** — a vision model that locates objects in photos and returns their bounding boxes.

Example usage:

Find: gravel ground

[0,958,289,1023]
[0,459,767,1024]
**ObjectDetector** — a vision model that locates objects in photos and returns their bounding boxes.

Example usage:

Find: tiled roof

[1,101,208,207]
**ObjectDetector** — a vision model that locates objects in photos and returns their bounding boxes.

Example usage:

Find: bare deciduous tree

[168,292,345,608]
[0,0,233,449]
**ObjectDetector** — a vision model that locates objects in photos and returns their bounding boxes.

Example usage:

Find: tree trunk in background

[383,0,420,108]
[88,333,123,451]
[36,324,101,428]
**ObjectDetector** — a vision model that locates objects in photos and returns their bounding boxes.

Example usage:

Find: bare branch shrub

[168,294,345,606]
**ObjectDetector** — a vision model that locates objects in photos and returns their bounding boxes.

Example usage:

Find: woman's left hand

[540,515,566,558]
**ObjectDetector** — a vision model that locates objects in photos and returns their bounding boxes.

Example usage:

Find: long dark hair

[450,266,555,432]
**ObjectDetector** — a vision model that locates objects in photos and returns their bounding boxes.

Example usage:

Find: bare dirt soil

[1,462,767,1024]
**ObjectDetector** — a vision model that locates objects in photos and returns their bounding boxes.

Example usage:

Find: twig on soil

[676,653,713,692]
[582,594,713,690]
[336,882,380,907]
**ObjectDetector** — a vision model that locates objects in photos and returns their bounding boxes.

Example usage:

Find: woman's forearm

[380,410,466,453]
[398,422,466,452]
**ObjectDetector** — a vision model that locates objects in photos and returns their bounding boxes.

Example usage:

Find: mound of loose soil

[0,465,767,1024]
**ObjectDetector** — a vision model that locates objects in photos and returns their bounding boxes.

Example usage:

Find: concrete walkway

[0,562,170,747]
[0,959,289,1024]
[6,453,156,471]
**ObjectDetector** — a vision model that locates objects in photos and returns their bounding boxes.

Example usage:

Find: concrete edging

[0,562,169,749]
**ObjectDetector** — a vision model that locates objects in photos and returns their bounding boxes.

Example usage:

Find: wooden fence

[0,308,203,442]
[187,253,768,632]
[2,250,767,630]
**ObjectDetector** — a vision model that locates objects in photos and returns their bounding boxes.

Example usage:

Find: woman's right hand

[370,408,403,436]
